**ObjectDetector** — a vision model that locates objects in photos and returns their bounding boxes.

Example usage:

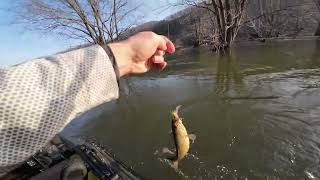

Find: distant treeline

[125,0,320,49]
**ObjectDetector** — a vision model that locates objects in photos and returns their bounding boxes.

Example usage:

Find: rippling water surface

[64,40,320,179]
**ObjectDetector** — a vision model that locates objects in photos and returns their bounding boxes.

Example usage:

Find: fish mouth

[172,112,180,122]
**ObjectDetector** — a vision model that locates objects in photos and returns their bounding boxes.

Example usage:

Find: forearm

[0,45,119,175]
[0,31,175,176]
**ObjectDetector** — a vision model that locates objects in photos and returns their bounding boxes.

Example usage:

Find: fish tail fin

[172,105,182,120]
[171,160,179,170]
[167,156,179,170]
[175,105,182,113]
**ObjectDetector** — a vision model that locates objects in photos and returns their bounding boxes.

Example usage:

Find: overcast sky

[0,0,183,66]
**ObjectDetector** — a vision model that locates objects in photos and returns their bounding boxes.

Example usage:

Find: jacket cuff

[101,45,120,88]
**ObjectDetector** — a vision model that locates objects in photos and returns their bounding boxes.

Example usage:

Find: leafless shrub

[14,0,141,45]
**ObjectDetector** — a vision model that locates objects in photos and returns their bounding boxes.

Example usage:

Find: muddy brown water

[63,40,320,179]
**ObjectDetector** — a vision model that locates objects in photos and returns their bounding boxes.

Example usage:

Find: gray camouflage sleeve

[0,45,119,176]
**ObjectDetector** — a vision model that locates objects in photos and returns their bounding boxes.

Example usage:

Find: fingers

[161,36,175,54]
[152,35,173,71]
[156,35,175,54]
[149,55,167,71]
[151,55,164,63]
[153,61,167,71]
[155,50,165,56]
[157,61,167,70]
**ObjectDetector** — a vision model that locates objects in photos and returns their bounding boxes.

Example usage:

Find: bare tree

[183,8,205,46]
[178,0,248,51]
[246,0,308,39]
[15,0,140,45]
[190,13,202,46]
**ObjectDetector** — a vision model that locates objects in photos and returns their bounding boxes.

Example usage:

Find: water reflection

[246,70,320,179]
[215,51,244,96]
[311,39,320,66]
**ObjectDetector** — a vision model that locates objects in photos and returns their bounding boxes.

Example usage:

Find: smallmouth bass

[169,105,196,169]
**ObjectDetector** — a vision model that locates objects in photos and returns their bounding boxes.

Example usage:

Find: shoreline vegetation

[123,0,320,52]
[175,36,320,53]
[14,0,320,55]
[52,35,319,60]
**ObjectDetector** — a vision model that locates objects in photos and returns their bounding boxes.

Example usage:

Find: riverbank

[173,36,320,55]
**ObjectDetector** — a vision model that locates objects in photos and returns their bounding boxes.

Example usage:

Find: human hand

[108,31,175,77]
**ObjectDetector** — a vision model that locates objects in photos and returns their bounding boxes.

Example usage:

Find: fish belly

[176,125,190,161]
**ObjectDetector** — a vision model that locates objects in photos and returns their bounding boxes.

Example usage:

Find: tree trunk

[209,0,247,52]
[225,0,233,49]
[315,0,320,36]
[315,22,320,36]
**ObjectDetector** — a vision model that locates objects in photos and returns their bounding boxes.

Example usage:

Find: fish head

[171,111,179,122]
[172,115,183,129]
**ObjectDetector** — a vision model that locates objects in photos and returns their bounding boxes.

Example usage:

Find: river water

[63,40,320,179]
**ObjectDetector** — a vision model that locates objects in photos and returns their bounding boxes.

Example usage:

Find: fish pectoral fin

[168,130,173,134]
[162,147,175,155]
[188,134,197,144]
